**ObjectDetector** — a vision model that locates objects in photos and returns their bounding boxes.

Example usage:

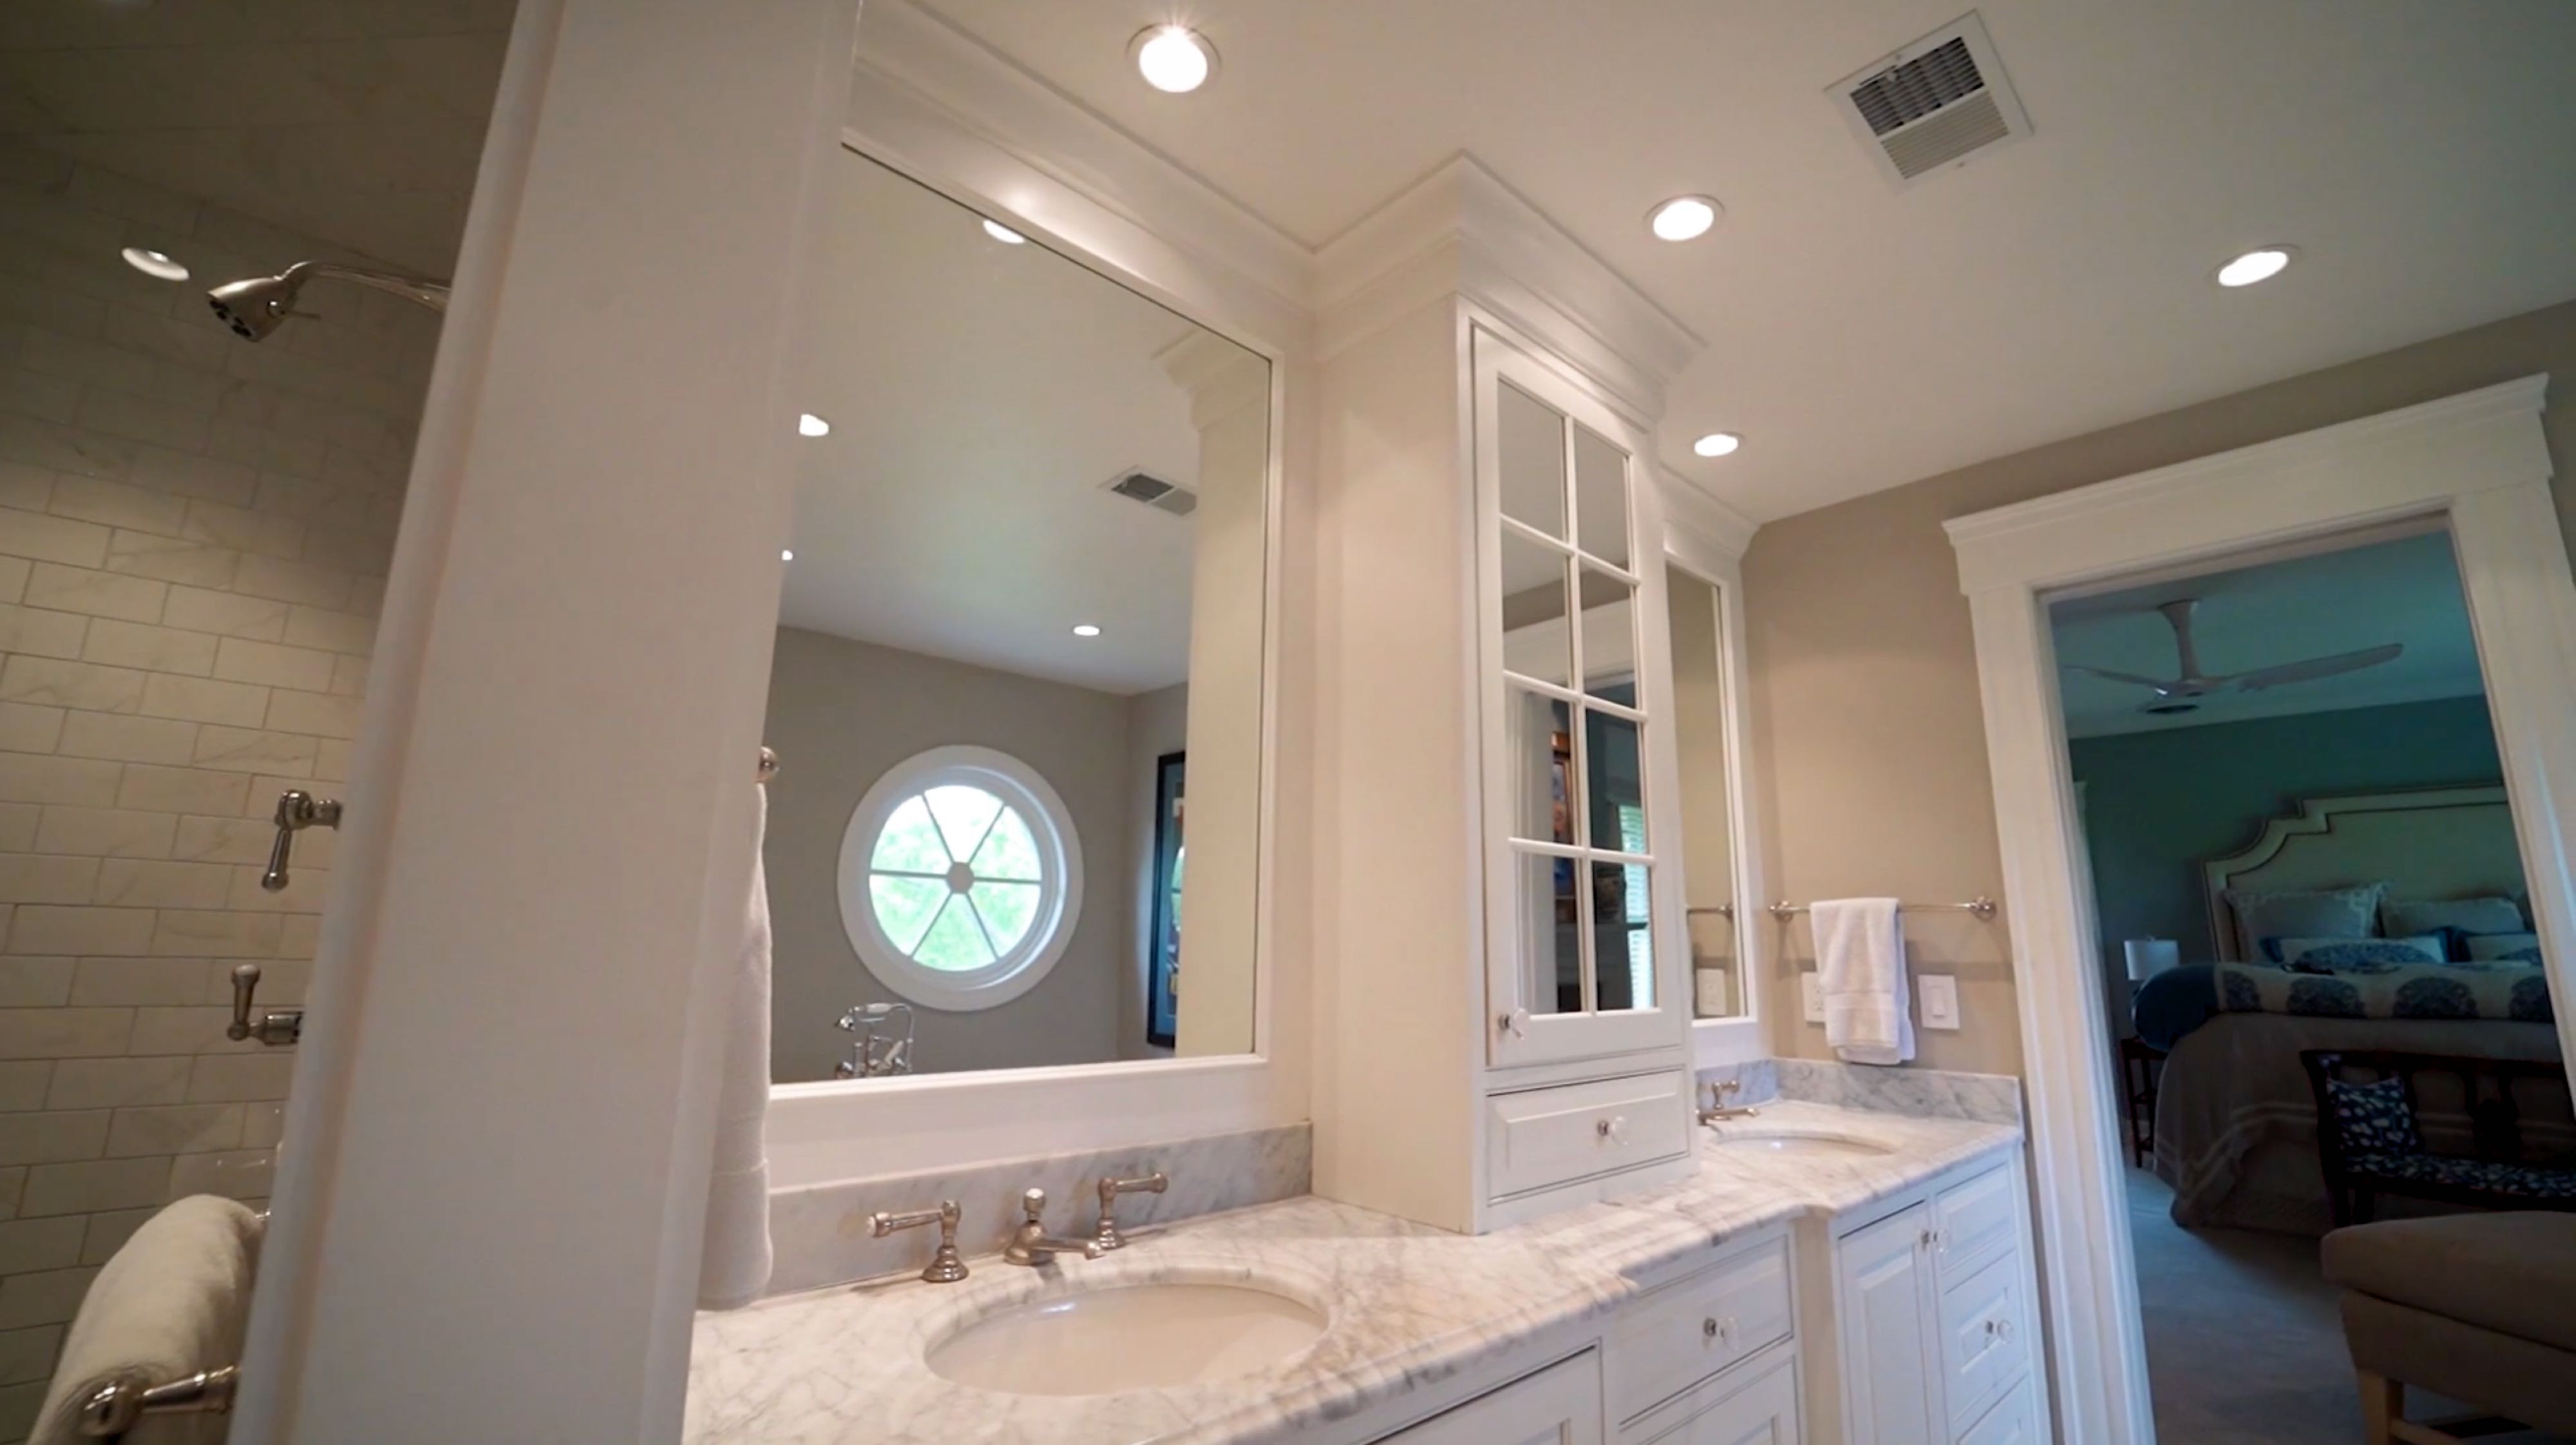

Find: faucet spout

[1002,1188,1105,1267]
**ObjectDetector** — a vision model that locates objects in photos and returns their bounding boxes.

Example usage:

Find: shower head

[206,260,451,343]
[207,267,309,342]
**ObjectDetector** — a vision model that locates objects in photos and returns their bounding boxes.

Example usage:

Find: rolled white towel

[697,780,774,1309]
[33,1195,262,1445]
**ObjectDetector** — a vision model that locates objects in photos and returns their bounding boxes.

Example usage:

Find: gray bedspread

[2150,1012,2568,1235]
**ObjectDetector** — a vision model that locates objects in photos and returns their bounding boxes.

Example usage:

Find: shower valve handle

[226,965,302,1047]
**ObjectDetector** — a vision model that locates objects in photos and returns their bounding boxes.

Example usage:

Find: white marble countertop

[684,1102,2020,1445]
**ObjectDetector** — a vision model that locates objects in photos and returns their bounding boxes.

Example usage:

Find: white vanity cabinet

[1825,1155,2043,1445]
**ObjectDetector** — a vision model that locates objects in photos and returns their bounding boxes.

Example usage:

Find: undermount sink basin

[927,1281,1329,1397]
[1707,1131,1893,1157]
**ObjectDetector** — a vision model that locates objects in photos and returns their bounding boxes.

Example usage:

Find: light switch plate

[1801,974,1825,1024]
[1918,974,1961,1030]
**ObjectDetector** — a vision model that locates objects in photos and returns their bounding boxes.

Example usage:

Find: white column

[234,1,860,1440]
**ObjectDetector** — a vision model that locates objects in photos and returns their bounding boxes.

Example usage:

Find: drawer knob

[1596,1114,1629,1144]
[1499,1009,1530,1039]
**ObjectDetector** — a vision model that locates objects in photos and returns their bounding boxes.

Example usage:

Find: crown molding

[1315,156,1703,422]
[848,0,1314,352]
[1658,466,1761,564]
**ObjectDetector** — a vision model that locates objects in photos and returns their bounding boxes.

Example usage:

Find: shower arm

[283,261,452,314]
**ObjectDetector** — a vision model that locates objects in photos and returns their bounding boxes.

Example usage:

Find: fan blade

[2063,664,2178,691]
[2232,643,2404,691]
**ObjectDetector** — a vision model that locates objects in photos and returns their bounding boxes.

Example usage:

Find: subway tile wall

[0,140,434,1439]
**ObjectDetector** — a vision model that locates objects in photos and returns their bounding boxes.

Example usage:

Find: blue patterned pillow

[2325,1076,2421,1156]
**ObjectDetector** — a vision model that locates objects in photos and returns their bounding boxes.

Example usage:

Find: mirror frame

[762,35,1304,1186]
[1658,471,1766,1066]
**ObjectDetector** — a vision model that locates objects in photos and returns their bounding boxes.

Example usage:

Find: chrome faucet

[1699,1078,1759,1124]
[1093,1171,1168,1251]
[869,1198,969,1283]
[1003,1188,1105,1267]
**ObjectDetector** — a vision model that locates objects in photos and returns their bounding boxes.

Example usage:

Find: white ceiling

[0,0,515,276]
[781,151,1244,696]
[907,0,2576,522]
[2050,529,2485,739]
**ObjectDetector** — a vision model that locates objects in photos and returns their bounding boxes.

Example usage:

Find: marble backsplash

[1694,1057,2022,1125]
[759,1121,1312,1298]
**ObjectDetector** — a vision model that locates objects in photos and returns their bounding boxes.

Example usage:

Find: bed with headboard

[2137,785,2567,1234]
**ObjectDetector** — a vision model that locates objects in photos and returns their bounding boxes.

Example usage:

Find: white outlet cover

[1918,974,1961,1030]
[1801,974,1825,1024]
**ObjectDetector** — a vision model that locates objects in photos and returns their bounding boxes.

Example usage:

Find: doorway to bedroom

[2046,520,2568,1443]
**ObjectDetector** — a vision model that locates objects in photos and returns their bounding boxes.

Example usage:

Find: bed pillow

[2324,1075,2422,1157]
[2464,932,2543,963]
[2226,882,2386,951]
[2273,936,2448,973]
[2381,896,2526,941]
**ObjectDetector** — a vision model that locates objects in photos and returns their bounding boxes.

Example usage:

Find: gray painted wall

[762,627,1148,1080]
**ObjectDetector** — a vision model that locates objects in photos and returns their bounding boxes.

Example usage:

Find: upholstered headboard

[2202,785,2528,961]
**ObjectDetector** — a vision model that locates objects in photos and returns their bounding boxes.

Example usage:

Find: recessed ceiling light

[797,413,830,438]
[1072,623,1102,638]
[1132,25,1216,93]
[981,219,1026,245]
[1647,196,1723,243]
[780,549,794,562]
[1692,432,1742,458]
[2214,245,2297,288]
[120,246,188,281]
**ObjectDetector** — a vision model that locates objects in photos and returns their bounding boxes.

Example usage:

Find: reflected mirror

[763,151,1268,1082]
[1667,569,1747,1019]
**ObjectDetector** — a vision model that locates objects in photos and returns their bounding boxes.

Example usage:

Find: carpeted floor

[2126,1166,2566,1444]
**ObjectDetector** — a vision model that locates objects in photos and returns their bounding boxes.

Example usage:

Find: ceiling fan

[2065,598,2404,715]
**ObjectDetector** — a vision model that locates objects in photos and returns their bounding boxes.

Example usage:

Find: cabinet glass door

[1477,330,1685,1068]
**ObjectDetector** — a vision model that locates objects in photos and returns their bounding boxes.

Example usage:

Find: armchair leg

[2360,1371,2400,1445]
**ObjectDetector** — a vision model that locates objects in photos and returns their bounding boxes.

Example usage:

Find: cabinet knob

[1596,1114,1629,1144]
[1499,1009,1530,1039]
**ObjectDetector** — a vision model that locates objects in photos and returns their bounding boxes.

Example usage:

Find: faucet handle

[1020,1187,1048,1222]
[1094,1171,1168,1252]
[869,1198,967,1283]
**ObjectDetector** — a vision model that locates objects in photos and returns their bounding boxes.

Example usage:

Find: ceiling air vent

[1102,468,1197,518]
[1830,12,2031,187]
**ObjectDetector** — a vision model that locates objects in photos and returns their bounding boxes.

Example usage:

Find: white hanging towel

[33,1195,261,1445]
[697,782,774,1309]
[1812,898,1915,1066]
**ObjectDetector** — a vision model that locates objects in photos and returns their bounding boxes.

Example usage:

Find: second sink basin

[927,1280,1328,1397]
[1707,1131,1893,1157]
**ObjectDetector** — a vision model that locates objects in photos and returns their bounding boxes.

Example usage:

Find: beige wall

[1743,298,2576,1075]
[762,627,1165,1081]
[0,146,431,1435]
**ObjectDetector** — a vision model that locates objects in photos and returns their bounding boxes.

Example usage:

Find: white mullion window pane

[1499,529,1574,688]
[1572,422,1631,571]
[1513,847,1585,1016]
[1503,685,1576,845]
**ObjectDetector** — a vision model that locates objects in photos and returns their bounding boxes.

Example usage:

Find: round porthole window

[837,746,1083,1011]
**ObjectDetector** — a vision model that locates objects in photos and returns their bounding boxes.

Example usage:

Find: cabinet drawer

[1641,1350,1799,1445]
[1956,1373,2039,1445]
[1937,1251,2030,1431]
[1374,1350,1602,1445]
[1609,1236,1793,1424]
[1488,1072,1688,1200]
[1933,1165,2018,1283]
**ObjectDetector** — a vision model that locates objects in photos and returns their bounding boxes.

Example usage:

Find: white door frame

[1944,374,2572,1445]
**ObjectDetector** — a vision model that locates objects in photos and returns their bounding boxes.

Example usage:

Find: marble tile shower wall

[0,141,435,1437]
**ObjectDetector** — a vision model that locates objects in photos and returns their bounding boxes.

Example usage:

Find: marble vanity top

[684,1102,2019,1445]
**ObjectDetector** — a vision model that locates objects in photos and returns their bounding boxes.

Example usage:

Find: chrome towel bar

[1768,896,1998,921]
[80,1365,237,1438]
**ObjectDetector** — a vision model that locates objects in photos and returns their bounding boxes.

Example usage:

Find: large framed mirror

[761,146,1271,1085]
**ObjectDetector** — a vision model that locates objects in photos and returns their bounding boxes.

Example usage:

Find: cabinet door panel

[1931,1165,2017,1283]
[1377,1351,1602,1445]
[1835,1204,1942,1445]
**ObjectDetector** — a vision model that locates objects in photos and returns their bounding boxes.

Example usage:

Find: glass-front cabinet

[1474,330,1689,1069]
